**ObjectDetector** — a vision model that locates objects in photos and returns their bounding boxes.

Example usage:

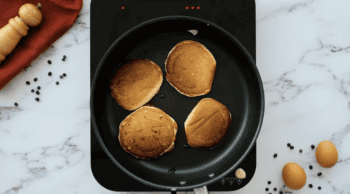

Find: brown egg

[282,162,307,190]
[316,140,338,168]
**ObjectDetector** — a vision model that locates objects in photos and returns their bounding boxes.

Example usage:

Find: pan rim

[91,15,264,190]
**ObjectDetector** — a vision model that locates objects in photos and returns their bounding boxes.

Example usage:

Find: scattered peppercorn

[48,60,52,64]
[14,102,18,106]
[62,55,66,61]
[63,73,66,77]
[311,145,315,149]
[160,94,165,98]
[318,186,321,190]
[299,149,303,153]
[279,192,283,194]
[287,143,291,147]
[48,72,52,76]
[35,97,40,102]
[309,184,313,188]
[60,75,63,79]
[36,91,40,95]
[273,153,277,158]
[274,188,277,191]
[37,86,41,90]
[268,181,271,184]
[31,89,34,93]
[56,81,59,85]
[26,81,30,85]
[34,78,38,82]
[290,146,294,149]
[317,172,322,176]
[265,188,269,191]
[309,165,313,170]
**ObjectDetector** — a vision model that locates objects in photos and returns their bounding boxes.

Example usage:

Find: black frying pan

[91,15,264,191]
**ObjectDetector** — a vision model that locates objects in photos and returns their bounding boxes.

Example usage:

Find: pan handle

[193,186,209,194]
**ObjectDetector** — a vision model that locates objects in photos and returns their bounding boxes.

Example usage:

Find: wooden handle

[0,3,42,63]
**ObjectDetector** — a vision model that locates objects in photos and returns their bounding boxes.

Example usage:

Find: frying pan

[91,15,264,192]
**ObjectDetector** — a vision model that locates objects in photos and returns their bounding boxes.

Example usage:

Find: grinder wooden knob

[0,3,42,63]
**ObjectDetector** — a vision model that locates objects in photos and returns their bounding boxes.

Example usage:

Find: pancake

[165,40,216,97]
[110,58,163,111]
[118,106,178,159]
[184,98,231,148]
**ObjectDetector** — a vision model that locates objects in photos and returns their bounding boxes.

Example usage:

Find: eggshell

[316,140,338,168]
[282,162,307,190]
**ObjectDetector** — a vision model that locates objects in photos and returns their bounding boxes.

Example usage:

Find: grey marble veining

[1,0,350,193]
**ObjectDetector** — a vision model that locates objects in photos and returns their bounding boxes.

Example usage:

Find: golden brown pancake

[184,98,231,148]
[118,106,178,159]
[165,40,216,97]
[110,58,163,111]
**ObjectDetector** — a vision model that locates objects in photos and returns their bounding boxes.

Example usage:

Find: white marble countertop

[1,0,350,193]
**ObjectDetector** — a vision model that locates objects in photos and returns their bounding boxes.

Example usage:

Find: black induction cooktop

[91,0,256,192]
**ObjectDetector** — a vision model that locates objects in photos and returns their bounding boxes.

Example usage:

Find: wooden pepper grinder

[0,3,43,63]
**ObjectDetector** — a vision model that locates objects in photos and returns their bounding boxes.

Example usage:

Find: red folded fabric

[0,0,83,90]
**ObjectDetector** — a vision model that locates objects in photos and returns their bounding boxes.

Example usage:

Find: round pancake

[110,58,163,111]
[118,106,178,159]
[165,40,216,97]
[184,98,231,148]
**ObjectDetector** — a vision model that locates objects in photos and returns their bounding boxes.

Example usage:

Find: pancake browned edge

[184,98,231,148]
[110,58,163,111]
[165,40,216,97]
[118,106,178,159]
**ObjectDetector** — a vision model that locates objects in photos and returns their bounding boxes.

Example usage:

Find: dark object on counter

[35,97,39,101]
[273,153,277,158]
[311,144,315,149]
[290,146,294,149]
[14,102,18,106]
[265,188,269,191]
[274,188,277,191]
[63,73,66,77]
[317,172,322,176]
[48,72,52,76]
[62,55,66,61]
[287,143,291,147]
[34,78,38,82]
[60,75,63,79]
[48,60,52,64]
[279,192,283,194]
[56,81,59,85]
[309,165,313,170]
[309,184,313,188]
[268,181,271,184]
[36,91,40,95]
[318,186,321,190]
[37,86,41,90]
[26,81,30,85]
[31,89,34,93]
[299,149,303,153]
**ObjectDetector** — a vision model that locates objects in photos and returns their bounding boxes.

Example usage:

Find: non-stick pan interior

[91,16,264,190]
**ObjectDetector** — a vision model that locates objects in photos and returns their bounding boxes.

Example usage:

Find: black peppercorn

[311,145,315,149]
[37,86,41,90]
[62,55,66,61]
[36,91,40,95]
[265,188,269,191]
[317,172,322,176]
[268,181,271,184]
[287,143,291,147]
[309,165,313,170]
[56,81,59,85]
[48,60,52,64]
[35,97,40,102]
[318,186,321,190]
[26,81,30,85]
[274,188,277,191]
[160,94,165,98]
[60,75,63,79]
[63,73,66,77]
[309,184,313,188]
[31,89,34,93]
[299,149,303,153]
[273,153,277,158]
[48,72,52,76]
[14,102,18,106]
[279,192,283,194]
[290,146,294,149]
[34,78,38,82]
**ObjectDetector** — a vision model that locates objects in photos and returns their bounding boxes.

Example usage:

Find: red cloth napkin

[0,0,83,90]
